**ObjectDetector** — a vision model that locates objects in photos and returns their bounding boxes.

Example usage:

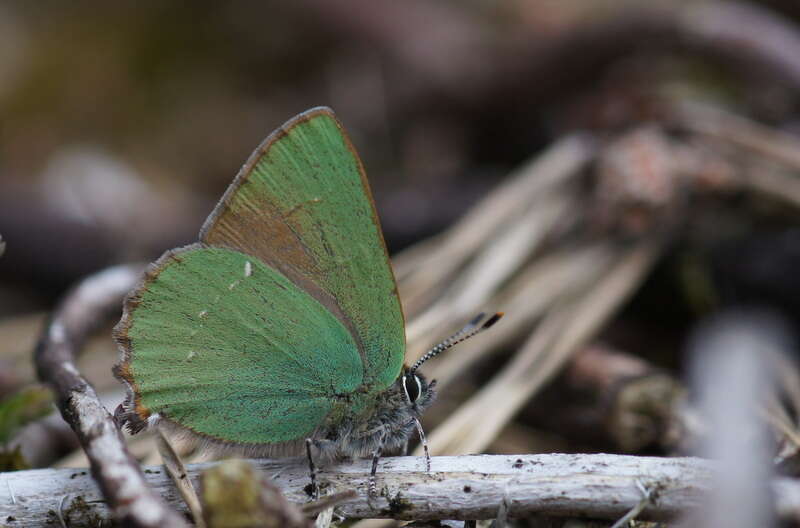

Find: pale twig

[5,476,15,505]
[610,480,654,528]
[674,101,800,210]
[315,507,334,528]
[57,493,69,528]
[3,453,720,523]
[676,101,800,171]
[301,490,358,516]
[156,427,206,528]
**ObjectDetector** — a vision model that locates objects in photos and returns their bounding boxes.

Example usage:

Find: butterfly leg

[305,438,319,500]
[413,417,431,472]
[368,427,388,497]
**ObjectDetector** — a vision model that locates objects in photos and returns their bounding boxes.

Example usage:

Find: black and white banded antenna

[409,312,504,374]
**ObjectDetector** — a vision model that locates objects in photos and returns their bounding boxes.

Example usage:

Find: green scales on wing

[115,108,406,445]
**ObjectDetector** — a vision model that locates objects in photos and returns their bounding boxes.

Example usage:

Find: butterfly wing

[200,107,405,392]
[115,245,363,444]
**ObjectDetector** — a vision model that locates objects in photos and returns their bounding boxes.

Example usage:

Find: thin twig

[156,427,206,528]
[610,480,653,528]
[678,102,782,160]
[57,493,69,528]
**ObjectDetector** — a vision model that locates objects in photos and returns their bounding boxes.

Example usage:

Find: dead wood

[0,453,776,525]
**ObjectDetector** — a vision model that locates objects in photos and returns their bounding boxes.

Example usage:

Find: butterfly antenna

[409,312,504,374]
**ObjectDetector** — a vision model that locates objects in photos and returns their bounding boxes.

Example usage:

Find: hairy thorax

[310,371,436,465]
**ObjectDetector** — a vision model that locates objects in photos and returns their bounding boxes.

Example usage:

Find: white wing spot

[186,350,197,361]
[198,310,208,318]
[244,261,252,277]
[228,280,240,290]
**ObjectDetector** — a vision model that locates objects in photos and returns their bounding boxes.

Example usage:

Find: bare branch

[7,453,800,524]
[33,263,189,528]
[0,453,721,524]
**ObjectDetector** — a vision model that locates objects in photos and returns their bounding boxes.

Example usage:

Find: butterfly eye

[403,373,423,403]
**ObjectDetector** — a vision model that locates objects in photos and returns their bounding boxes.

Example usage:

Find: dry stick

[426,243,616,390]
[609,480,653,528]
[10,411,82,468]
[421,240,661,456]
[771,353,800,423]
[302,490,358,516]
[155,427,206,528]
[10,453,800,523]
[762,402,800,452]
[394,134,595,316]
[405,191,575,353]
[743,165,800,209]
[33,264,189,528]
[559,345,686,453]
[2,453,721,523]
[675,102,800,207]
[676,103,800,171]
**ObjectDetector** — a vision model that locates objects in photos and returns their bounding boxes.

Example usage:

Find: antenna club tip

[483,312,504,328]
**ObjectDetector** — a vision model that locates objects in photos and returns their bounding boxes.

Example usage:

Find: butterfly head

[401,369,436,411]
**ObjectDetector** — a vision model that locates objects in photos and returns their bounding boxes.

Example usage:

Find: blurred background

[5,0,800,524]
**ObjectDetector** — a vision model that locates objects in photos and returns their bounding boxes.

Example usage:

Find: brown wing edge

[112,242,322,454]
[112,243,204,435]
[198,106,406,369]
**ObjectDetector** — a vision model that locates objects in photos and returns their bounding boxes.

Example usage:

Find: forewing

[200,107,404,392]
[114,245,362,445]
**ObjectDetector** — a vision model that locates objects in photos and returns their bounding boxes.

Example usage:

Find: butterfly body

[113,108,436,464]
[306,372,435,464]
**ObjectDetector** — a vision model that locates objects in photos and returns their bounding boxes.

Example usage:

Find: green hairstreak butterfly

[113,107,501,492]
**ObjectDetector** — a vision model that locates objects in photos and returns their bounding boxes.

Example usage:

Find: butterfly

[113,107,501,494]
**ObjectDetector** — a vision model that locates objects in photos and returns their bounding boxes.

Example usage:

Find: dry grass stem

[419,240,661,456]
[405,192,575,351]
[426,243,616,389]
[676,101,800,171]
[156,427,206,528]
[394,134,595,316]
